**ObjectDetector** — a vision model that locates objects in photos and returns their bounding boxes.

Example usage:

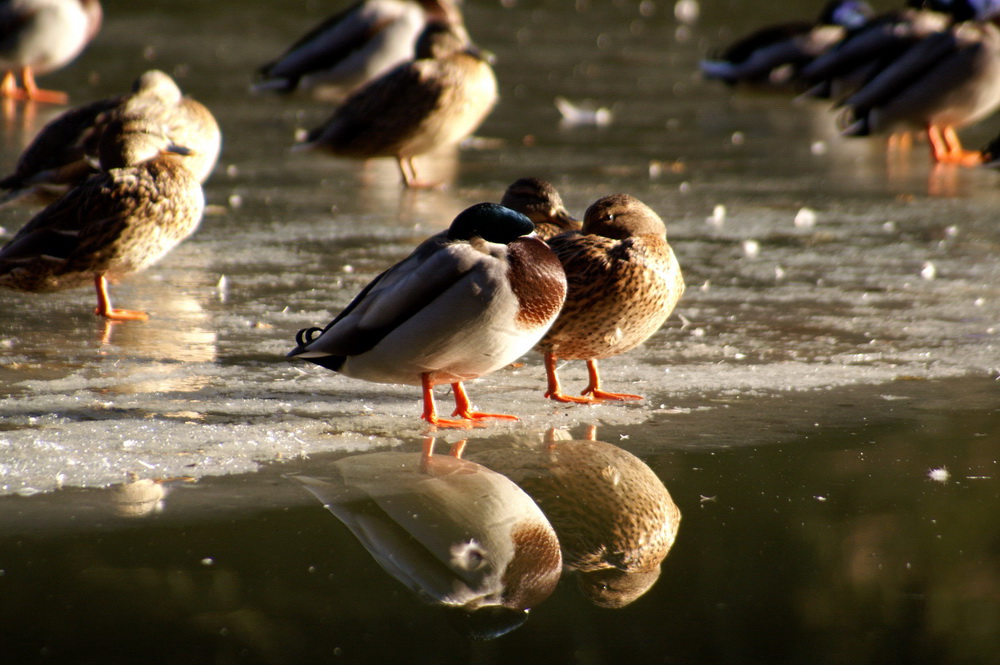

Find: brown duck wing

[306,59,446,155]
[0,97,123,190]
[0,172,133,273]
[259,0,387,81]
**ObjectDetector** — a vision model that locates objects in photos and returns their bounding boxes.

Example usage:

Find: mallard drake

[538,194,684,403]
[0,117,206,320]
[0,0,102,104]
[469,429,681,608]
[499,177,581,241]
[797,2,964,100]
[292,437,562,637]
[289,203,567,428]
[835,10,1000,165]
[254,0,467,100]
[699,0,873,89]
[295,22,497,188]
[0,69,220,205]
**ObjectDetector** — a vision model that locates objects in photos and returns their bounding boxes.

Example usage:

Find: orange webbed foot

[453,408,519,422]
[544,389,602,404]
[96,307,150,322]
[581,387,643,401]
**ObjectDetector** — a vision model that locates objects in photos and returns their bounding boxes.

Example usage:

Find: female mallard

[499,177,581,242]
[0,69,220,205]
[288,203,567,428]
[295,22,497,188]
[699,0,872,89]
[254,0,467,100]
[834,9,1000,165]
[0,0,102,104]
[0,117,205,321]
[538,194,684,403]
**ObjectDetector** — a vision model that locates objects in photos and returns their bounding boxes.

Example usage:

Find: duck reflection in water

[289,437,562,639]
[469,426,681,608]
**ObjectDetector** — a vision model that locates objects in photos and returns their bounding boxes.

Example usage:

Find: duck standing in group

[699,0,874,90]
[499,177,581,241]
[831,2,1000,165]
[0,117,206,321]
[0,0,102,104]
[0,69,220,206]
[294,22,497,188]
[288,202,567,428]
[532,193,685,404]
[254,0,467,101]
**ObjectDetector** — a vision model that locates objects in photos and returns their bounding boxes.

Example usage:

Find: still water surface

[0,0,997,662]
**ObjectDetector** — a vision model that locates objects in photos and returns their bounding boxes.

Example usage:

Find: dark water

[0,0,998,662]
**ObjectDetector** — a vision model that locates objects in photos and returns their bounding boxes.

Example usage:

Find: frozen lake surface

[0,0,997,662]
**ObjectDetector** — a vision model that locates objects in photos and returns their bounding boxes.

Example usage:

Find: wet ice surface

[1,0,999,495]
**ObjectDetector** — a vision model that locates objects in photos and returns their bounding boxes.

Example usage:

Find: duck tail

[289,326,324,356]
[698,59,739,84]
[837,107,869,136]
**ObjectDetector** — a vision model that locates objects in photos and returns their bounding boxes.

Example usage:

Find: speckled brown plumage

[298,23,497,187]
[470,434,681,608]
[538,193,684,402]
[0,69,220,206]
[500,177,581,241]
[0,117,205,319]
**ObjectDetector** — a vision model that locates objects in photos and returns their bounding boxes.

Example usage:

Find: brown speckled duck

[500,177,581,242]
[469,428,681,608]
[0,0,102,104]
[0,69,220,206]
[0,117,205,321]
[295,22,497,188]
[538,193,685,403]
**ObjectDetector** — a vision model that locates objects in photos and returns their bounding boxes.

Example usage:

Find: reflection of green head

[576,566,663,609]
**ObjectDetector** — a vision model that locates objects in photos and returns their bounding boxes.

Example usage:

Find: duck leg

[396,156,439,189]
[543,351,600,403]
[927,124,982,166]
[581,359,642,401]
[0,68,68,104]
[451,381,518,422]
[94,274,149,321]
[420,374,471,428]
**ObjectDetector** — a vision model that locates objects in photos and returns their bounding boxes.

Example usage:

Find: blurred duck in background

[294,22,496,188]
[0,0,102,104]
[699,0,873,90]
[0,69,220,206]
[253,0,467,101]
[0,117,206,321]
[796,0,974,100]
[829,1,1000,164]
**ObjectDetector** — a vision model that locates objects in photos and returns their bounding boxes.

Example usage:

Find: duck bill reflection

[289,437,561,638]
